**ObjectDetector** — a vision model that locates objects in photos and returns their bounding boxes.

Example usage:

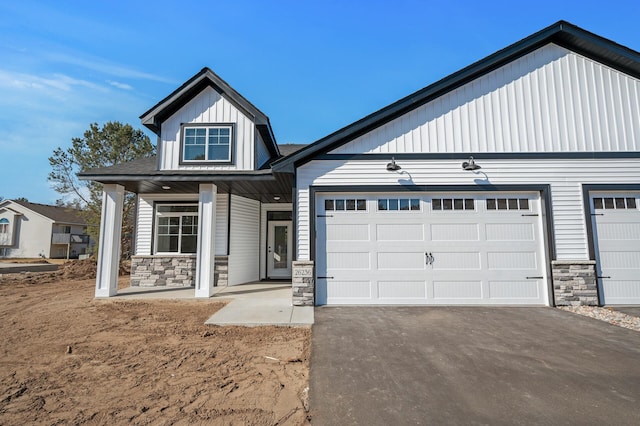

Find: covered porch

[87,164,295,300]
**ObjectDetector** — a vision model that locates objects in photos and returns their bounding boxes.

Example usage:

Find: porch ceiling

[85,173,294,203]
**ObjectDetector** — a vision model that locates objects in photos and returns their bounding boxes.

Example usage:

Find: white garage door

[316,193,548,305]
[591,193,640,305]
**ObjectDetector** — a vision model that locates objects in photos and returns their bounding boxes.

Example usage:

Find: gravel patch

[559,306,640,332]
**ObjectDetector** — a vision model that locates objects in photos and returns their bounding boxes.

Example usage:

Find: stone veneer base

[292,260,314,306]
[130,255,228,287]
[552,260,598,306]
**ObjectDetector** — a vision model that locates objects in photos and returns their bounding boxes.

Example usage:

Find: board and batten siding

[135,193,229,256]
[295,158,640,261]
[228,195,260,285]
[159,86,256,171]
[330,44,640,155]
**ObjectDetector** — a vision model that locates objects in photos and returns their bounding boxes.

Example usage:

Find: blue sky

[1,0,639,203]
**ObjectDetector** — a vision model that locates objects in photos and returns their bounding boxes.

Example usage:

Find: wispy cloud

[107,80,133,90]
[0,70,107,94]
[44,51,175,84]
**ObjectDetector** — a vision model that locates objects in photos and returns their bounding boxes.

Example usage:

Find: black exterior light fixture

[462,156,481,171]
[386,157,401,171]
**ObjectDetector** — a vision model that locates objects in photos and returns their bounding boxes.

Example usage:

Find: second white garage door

[316,192,548,305]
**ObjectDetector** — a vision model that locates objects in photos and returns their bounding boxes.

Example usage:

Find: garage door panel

[596,223,640,240]
[326,280,371,299]
[326,252,370,269]
[431,252,481,269]
[326,224,370,240]
[486,223,535,241]
[599,251,640,269]
[487,252,538,269]
[604,281,640,303]
[377,224,424,240]
[430,224,479,241]
[378,281,427,299]
[433,281,483,299]
[377,252,425,270]
[489,280,540,299]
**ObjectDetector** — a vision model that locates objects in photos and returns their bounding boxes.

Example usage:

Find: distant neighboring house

[0,200,90,259]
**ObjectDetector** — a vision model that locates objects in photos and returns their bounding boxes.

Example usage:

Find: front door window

[267,219,292,278]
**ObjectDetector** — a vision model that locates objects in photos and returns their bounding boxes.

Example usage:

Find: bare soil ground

[0,268,311,425]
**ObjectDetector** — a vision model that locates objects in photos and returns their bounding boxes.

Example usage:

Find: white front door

[591,193,640,305]
[267,220,292,279]
[316,193,548,305]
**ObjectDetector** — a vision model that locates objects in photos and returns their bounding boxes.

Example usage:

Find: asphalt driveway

[309,307,640,425]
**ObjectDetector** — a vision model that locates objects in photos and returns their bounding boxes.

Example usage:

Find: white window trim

[153,204,199,255]
[181,124,234,164]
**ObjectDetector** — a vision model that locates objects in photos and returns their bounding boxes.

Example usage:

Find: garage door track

[309,307,640,425]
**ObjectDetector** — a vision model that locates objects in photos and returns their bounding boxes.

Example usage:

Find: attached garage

[273,21,640,308]
[315,191,549,305]
[590,192,640,305]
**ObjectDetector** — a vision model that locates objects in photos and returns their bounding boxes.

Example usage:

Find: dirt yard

[0,266,311,425]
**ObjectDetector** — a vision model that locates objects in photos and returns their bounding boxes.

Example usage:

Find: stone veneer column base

[552,260,598,306]
[131,255,228,288]
[292,260,314,306]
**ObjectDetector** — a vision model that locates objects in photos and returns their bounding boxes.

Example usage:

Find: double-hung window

[182,124,232,163]
[155,204,198,254]
[0,218,8,234]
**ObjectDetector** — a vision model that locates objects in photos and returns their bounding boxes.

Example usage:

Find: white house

[82,21,640,306]
[0,200,90,259]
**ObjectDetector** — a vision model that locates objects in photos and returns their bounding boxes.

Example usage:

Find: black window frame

[179,123,235,165]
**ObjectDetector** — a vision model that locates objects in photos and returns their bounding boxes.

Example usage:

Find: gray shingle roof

[11,200,86,224]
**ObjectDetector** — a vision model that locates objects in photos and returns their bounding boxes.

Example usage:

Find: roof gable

[140,68,279,158]
[272,20,640,172]
[2,200,86,225]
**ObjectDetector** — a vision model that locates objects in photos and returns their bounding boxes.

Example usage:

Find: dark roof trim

[79,170,277,183]
[140,67,280,157]
[272,21,640,173]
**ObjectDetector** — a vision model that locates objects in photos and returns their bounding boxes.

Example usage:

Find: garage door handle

[317,276,334,279]
[597,276,610,279]
[526,276,543,279]
[425,252,434,265]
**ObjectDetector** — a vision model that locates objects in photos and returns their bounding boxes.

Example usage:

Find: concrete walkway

[0,262,59,274]
[205,283,313,327]
[115,282,313,327]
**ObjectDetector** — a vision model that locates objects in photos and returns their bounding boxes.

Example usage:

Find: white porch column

[195,183,217,298]
[95,184,124,298]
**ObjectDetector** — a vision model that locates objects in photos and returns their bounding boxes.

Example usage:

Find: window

[593,197,637,210]
[155,204,198,254]
[60,225,71,234]
[182,125,232,162]
[0,218,8,234]
[486,198,530,211]
[432,198,474,211]
[378,198,420,211]
[325,199,367,211]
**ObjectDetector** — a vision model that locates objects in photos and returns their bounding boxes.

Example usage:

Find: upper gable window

[181,124,233,163]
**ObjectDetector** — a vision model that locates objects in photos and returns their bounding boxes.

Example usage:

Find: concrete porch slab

[114,281,314,326]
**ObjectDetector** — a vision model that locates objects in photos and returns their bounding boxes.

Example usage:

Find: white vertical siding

[159,86,256,171]
[228,195,260,285]
[296,158,640,261]
[331,44,640,155]
[259,203,292,279]
[256,132,271,169]
[135,193,229,256]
